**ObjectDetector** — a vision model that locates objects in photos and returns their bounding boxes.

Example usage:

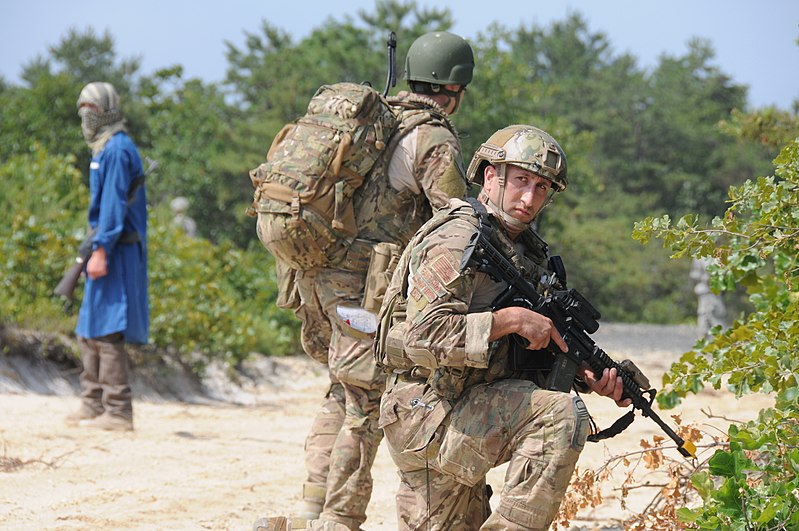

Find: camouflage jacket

[376,198,556,401]
[352,91,467,250]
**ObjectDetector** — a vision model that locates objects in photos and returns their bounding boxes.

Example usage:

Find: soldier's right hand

[490,306,568,352]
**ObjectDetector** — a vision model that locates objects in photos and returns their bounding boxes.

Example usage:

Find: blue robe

[76,132,149,344]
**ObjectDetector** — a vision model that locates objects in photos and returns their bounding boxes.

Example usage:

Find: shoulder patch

[437,157,467,199]
[429,253,460,287]
[413,252,460,303]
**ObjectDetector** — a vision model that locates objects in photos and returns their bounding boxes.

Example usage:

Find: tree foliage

[136,67,253,245]
[0,146,298,372]
[633,130,799,528]
[0,1,788,360]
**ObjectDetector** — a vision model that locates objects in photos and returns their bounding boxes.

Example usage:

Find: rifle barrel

[53,258,85,299]
[576,332,696,458]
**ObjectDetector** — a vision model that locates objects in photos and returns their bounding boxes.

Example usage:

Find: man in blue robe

[65,81,148,432]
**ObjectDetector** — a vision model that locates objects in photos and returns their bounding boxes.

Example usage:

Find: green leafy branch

[630,137,799,529]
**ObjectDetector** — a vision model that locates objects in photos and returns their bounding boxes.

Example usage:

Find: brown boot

[65,404,103,426]
[78,411,133,432]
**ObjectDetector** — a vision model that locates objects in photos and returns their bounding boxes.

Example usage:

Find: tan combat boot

[79,411,133,431]
[65,404,103,426]
[253,516,308,531]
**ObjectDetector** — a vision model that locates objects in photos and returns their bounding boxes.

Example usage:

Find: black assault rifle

[54,157,157,303]
[461,200,696,458]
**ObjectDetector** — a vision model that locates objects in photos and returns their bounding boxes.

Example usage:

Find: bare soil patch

[0,324,773,530]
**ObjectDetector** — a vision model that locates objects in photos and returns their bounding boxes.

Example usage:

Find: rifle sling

[127,174,145,202]
[78,173,146,257]
[586,410,635,442]
[118,173,145,245]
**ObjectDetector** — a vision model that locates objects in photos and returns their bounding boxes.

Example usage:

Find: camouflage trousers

[381,377,590,530]
[294,268,386,530]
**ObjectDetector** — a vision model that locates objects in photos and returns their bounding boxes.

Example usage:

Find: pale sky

[1,0,797,109]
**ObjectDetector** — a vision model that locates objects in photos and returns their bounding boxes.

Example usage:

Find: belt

[118,231,140,244]
[390,366,431,385]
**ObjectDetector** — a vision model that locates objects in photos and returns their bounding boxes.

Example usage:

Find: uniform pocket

[436,420,503,486]
[295,303,330,364]
[380,381,450,453]
[570,395,590,451]
[273,259,300,311]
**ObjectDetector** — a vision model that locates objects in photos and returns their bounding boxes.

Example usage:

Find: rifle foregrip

[584,344,697,458]
[468,226,696,458]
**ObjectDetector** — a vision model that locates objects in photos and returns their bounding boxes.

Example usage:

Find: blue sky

[1,0,797,109]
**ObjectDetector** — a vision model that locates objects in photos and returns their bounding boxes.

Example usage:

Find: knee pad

[569,395,590,451]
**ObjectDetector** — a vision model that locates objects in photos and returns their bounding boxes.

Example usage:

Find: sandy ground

[0,324,775,531]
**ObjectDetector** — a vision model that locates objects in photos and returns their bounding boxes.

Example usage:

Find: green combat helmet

[466,124,568,191]
[404,31,474,87]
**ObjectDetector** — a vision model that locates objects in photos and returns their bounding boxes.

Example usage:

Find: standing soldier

[65,82,148,432]
[254,31,474,531]
[374,125,630,529]
[690,257,727,337]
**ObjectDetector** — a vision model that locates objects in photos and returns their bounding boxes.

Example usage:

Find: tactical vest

[353,92,464,249]
[375,199,556,401]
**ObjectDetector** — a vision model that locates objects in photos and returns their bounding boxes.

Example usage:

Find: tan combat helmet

[468,124,568,231]
[467,124,567,191]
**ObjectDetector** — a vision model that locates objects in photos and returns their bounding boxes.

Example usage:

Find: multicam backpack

[248,82,400,270]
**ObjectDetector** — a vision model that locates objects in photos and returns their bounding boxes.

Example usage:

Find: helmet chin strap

[434,86,463,114]
[480,164,530,232]
[449,89,465,114]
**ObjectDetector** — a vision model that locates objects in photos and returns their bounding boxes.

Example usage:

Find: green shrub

[147,219,300,372]
[0,146,85,331]
[0,145,300,375]
[634,138,799,529]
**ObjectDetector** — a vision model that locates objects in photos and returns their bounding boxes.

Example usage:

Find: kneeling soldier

[374,125,631,530]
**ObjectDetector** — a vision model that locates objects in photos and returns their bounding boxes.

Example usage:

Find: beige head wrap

[77,82,127,155]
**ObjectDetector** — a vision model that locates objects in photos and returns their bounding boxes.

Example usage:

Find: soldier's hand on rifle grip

[580,366,632,408]
[490,306,568,352]
[86,246,108,280]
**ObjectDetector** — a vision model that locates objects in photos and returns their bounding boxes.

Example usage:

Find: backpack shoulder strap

[386,93,458,148]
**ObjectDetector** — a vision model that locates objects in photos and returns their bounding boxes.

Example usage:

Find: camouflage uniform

[294,92,467,530]
[376,199,591,530]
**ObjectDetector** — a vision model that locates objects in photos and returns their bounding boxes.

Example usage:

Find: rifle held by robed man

[54,157,157,301]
